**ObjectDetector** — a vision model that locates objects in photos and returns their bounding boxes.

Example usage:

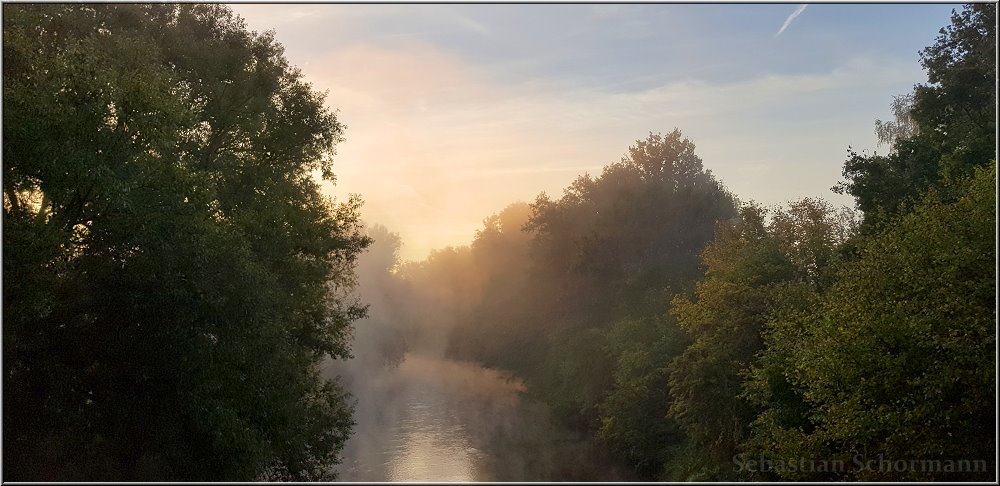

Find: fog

[322,222,633,481]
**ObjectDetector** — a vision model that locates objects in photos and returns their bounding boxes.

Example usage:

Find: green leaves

[4,4,367,480]
[836,4,995,227]
[664,200,855,480]
[748,162,996,481]
[599,316,686,477]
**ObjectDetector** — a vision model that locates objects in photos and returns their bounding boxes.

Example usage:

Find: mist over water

[321,222,637,481]
[328,353,632,481]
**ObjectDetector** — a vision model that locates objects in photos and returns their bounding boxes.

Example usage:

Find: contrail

[775,4,808,37]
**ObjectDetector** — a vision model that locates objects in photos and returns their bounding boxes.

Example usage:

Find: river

[333,353,633,481]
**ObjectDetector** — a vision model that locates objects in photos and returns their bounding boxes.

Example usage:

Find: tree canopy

[745,163,995,481]
[835,3,995,227]
[4,4,368,480]
[423,4,995,482]
[3,2,995,483]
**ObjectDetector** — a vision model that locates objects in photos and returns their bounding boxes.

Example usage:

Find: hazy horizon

[233,3,958,262]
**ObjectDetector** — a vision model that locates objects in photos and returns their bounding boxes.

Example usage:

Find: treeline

[2,3,995,482]
[398,4,996,480]
[4,5,370,480]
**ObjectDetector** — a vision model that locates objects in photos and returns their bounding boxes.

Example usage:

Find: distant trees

[527,130,736,319]
[349,224,409,369]
[446,202,534,365]
[6,2,992,482]
[429,3,994,482]
[4,4,368,480]
[525,130,735,434]
[435,130,737,478]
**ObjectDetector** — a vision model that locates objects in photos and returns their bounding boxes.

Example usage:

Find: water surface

[336,354,631,481]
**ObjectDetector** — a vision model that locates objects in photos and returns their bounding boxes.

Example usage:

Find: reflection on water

[335,354,631,482]
[383,389,483,481]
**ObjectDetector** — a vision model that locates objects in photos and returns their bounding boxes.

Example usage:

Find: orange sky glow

[233,4,952,262]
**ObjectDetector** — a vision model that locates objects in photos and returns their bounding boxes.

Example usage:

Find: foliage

[834,4,995,226]
[749,163,996,481]
[526,130,737,325]
[874,94,918,149]
[3,4,369,480]
[448,202,537,367]
[349,224,409,369]
[912,3,996,179]
[598,315,687,478]
[665,200,857,480]
[522,130,736,432]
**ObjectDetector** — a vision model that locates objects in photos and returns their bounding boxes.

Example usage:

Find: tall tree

[748,163,996,481]
[522,130,736,450]
[912,3,996,178]
[666,200,856,480]
[835,3,995,225]
[4,4,369,480]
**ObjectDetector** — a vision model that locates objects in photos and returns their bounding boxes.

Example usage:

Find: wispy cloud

[231,4,933,261]
[775,4,809,37]
[439,6,493,37]
[293,41,914,260]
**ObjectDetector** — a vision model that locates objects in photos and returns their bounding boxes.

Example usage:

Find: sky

[232,3,959,262]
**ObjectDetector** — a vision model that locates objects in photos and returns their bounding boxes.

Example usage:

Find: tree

[518,130,736,467]
[666,205,792,479]
[349,224,409,369]
[835,3,995,225]
[666,200,856,480]
[912,3,996,179]
[447,202,537,367]
[874,94,918,150]
[598,314,687,478]
[749,162,996,481]
[527,130,736,311]
[4,4,369,480]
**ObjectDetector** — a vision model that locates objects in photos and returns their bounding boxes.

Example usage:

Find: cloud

[438,6,493,36]
[775,4,809,37]
[268,39,917,261]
